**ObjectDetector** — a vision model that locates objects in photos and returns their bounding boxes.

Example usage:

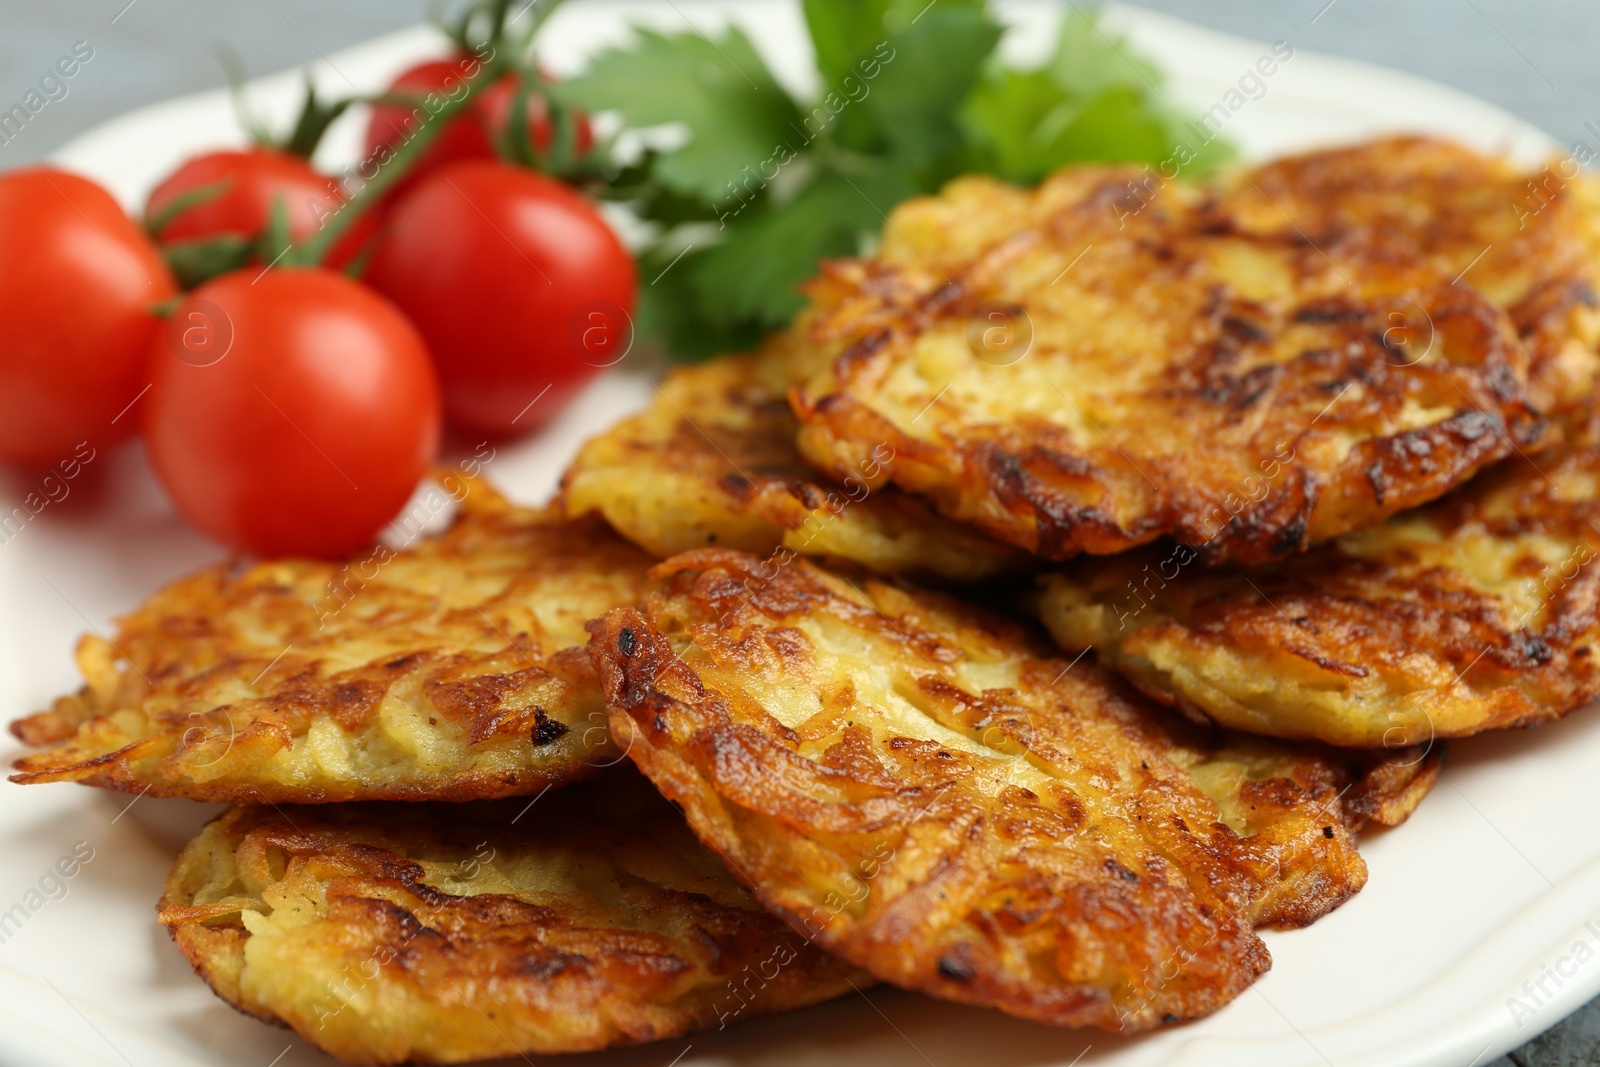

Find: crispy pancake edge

[1036,415,1600,746]
[1222,135,1600,419]
[559,339,1026,582]
[588,549,1439,1032]
[12,483,651,802]
[790,165,1542,566]
[159,772,866,1064]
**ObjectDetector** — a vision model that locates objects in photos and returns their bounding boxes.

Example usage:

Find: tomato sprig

[0,0,634,562]
[150,0,582,289]
[299,0,587,263]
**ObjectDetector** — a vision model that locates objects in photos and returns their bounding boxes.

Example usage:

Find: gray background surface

[0,2,1595,1065]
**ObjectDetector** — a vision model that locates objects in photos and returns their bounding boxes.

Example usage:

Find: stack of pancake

[14,136,1600,1064]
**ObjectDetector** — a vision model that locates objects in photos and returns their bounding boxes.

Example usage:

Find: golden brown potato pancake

[790,164,1539,566]
[11,480,653,802]
[1220,136,1600,417]
[160,770,863,1065]
[588,550,1439,1032]
[560,334,1024,581]
[1037,410,1600,748]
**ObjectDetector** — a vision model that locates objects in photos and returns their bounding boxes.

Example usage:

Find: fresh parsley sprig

[562,1,1232,361]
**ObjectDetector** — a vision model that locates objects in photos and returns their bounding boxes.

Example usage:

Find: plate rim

[11,4,1593,1067]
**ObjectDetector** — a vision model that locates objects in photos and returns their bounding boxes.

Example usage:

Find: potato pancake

[560,334,1023,581]
[588,550,1439,1032]
[160,770,863,1065]
[1036,411,1600,748]
[11,479,652,802]
[790,164,1538,565]
[1220,136,1600,417]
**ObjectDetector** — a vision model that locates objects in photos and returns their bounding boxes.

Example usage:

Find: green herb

[563,3,1232,361]
[960,10,1234,184]
[569,27,802,206]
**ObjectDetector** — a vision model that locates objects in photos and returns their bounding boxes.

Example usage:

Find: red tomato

[476,75,595,158]
[363,59,592,201]
[0,168,176,467]
[364,58,496,201]
[364,161,635,437]
[145,148,375,270]
[144,269,441,558]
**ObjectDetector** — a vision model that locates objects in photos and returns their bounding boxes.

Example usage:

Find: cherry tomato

[365,58,495,200]
[0,168,176,467]
[476,75,595,158]
[145,147,375,270]
[144,269,440,558]
[364,59,592,201]
[364,161,635,437]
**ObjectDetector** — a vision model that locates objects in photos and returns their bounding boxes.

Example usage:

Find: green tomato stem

[294,52,508,267]
[292,0,571,268]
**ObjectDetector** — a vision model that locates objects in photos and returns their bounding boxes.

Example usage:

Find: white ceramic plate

[4,3,1595,1066]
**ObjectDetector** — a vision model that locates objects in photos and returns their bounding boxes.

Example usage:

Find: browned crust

[159,772,866,1065]
[558,338,1026,581]
[1036,411,1600,747]
[1222,135,1600,417]
[790,164,1541,566]
[11,757,604,805]
[11,480,654,802]
[587,550,1437,1033]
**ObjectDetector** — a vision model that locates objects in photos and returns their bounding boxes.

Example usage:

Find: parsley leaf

[688,169,916,331]
[860,6,1003,172]
[1044,86,1187,168]
[635,244,767,363]
[802,0,988,89]
[564,27,800,206]
[799,0,999,171]
[575,3,1235,360]
[959,67,1073,184]
[962,8,1234,185]
[1048,7,1162,97]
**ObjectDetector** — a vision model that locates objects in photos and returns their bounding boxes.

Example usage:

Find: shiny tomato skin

[145,148,375,270]
[144,269,441,558]
[363,60,592,201]
[364,58,497,200]
[475,76,595,158]
[0,167,176,467]
[364,161,635,437]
